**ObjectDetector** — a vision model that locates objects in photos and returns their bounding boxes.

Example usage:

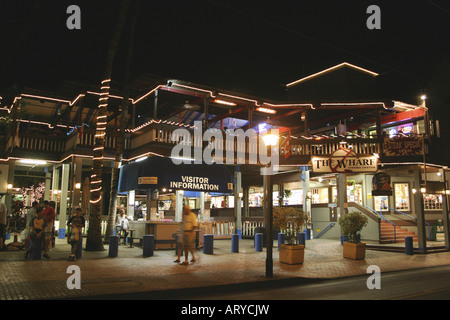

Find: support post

[413,166,427,252]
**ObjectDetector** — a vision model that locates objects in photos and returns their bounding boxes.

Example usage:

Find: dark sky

[1,0,449,107]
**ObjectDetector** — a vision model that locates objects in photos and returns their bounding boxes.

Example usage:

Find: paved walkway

[1,237,450,300]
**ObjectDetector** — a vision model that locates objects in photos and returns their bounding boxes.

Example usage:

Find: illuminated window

[394,183,410,211]
[423,194,443,211]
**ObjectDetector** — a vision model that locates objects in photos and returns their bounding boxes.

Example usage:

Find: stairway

[380,220,419,244]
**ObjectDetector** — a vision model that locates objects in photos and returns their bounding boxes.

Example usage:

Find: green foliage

[273,206,308,245]
[338,211,368,243]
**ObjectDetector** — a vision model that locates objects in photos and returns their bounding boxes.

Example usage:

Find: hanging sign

[383,136,423,156]
[311,148,378,173]
[372,172,392,196]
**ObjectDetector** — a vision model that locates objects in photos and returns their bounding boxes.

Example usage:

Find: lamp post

[262,130,279,278]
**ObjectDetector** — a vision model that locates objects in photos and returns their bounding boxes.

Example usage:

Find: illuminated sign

[312,148,378,173]
[383,136,423,156]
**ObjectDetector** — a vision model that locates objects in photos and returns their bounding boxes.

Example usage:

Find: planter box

[343,242,366,260]
[279,244,305,265]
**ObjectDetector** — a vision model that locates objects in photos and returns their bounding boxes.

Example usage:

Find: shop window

[311,188,328,204]
[394,183,410,211]
[374,196,389,212]
[285,189,303,205]
[423,194,443,211]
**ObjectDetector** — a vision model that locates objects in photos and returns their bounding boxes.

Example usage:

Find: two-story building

[0,62,448,252]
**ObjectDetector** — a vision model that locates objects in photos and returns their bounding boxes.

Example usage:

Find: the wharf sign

[312,148,378,173]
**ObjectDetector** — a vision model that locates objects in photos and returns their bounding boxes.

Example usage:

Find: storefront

[118,156,234,248]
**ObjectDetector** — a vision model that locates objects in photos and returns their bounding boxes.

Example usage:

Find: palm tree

[104,0,141,242]
[85,0,131,251]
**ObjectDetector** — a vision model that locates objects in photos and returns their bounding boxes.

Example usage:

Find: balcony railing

[4,123,387,160]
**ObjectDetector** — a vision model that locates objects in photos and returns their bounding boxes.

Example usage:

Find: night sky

[1,1,449,119]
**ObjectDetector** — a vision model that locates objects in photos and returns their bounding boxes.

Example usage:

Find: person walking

[179,206,199,266]
[0,202,7,251]
[24,207,47,259]
[41,200,55,259]
[67,208,85,261]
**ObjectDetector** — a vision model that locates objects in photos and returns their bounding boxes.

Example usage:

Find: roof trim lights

[286,62,379,87]
[256,107,277,114]
[213,99,237,106]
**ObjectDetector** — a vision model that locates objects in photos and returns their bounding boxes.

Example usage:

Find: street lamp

[262,130,279,278]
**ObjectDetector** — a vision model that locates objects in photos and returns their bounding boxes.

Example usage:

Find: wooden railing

[5,122,383,159]
[7,133,65,153]
[242,218,265,238]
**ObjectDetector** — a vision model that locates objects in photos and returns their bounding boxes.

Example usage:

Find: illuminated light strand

[125,119,194,133]
[320,102,387,110]
[101,79,111,84]
[213,99,237,106]
[90,187,102,193]
[218,93,260,106]
[97,115,107,119]
[132,85,162,105]
[170,83,216,99]
[90,195,102,204]
[255,107,277,114]
[69,94,85,106]
[286,62,379,87]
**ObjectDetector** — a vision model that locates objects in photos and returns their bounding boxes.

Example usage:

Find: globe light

[262,133,279,146]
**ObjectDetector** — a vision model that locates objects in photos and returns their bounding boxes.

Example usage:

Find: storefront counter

[129,221,180,249]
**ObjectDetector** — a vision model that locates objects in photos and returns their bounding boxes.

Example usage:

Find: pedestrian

[67,208,85,261]
[22,201,39,251]
[115,209,131,245]
[179,205,199,266]
[41,200,55,259]
[24,207,47,259]
[0,202,7,251]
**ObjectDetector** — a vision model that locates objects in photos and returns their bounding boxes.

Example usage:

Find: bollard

[231,234,239,253]
[58,228,66,239]
[405,236,414,255]
[278,233,285,250]
[298,232,306,246]
[255,233,263,252]
[109,235,119,257]
[75,235,83,259]
[203,234,214,254]
[143,235,155,257]
[29,237,43,260]
[304,229,311,240]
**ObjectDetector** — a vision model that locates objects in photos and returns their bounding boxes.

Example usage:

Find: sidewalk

[1,237,450,300]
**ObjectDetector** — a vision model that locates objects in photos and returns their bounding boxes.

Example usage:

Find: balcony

[1,122,427,166]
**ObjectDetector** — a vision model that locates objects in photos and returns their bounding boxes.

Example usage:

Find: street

[172,265,450,300]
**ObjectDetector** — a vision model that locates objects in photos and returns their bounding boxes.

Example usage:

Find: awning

[118,156,234,194]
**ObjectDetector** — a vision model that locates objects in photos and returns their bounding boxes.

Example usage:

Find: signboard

[383,136,424,156]
[372,172,392,196]
[311,148,378,173]
[138,177,158,185]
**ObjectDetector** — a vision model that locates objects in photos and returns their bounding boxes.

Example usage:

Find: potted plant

[273,206,308,265]
[338,211,368,260]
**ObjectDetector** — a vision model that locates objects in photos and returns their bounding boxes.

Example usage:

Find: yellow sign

[138,177,158,185]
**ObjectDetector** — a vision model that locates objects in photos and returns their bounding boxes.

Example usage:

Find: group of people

[21,200,85,261]
[23,200,56,259]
